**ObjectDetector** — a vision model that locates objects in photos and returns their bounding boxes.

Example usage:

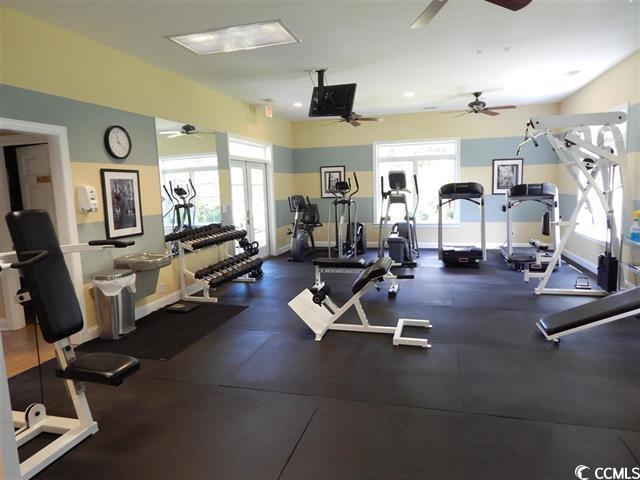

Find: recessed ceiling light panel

[168,20,299,54]
[404,91,416,98]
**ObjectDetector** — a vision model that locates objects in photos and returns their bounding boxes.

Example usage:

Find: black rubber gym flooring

[10,249,640,479]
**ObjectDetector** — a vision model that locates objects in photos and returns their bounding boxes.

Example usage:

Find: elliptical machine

[378,171,419,268]
[163,179,197,233]
[287,195,322,262]
[327,172,367,258]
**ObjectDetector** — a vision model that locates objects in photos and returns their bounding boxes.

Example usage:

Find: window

[374,139,459,225]
[574,105,627,242]
[229,137,271,161]
[160,154,221,233]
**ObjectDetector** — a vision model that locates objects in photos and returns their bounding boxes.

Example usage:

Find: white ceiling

[4,0,639,120]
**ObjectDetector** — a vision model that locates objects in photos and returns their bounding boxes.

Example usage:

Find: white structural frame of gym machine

[289,257,431,347]
[0,241,133,480]
[437,182,487,265]
[517,111,628,296]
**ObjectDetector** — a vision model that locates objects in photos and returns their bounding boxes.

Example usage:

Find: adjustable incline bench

[0,210,140,479]
[537,287,640,342]
[289,256,432,347]
[312,256,402,296]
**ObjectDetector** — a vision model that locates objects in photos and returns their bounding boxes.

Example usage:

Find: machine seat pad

[313,257,367,268]
[507,253,536,264]
[56,352,140,386]
[351,257,394,294]
[539,287,640,336]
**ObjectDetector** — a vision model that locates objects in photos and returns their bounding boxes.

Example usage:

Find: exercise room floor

[10,249,640,479]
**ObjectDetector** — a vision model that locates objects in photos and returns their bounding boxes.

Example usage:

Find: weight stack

[597,254,619,292]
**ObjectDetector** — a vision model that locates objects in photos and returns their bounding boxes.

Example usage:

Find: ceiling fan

[411,0,532,29]
[449,92,516,118]
[158,124,216,139]
[322,112,382,127]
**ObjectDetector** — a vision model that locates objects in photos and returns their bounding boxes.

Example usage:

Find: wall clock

[104,125,132,159]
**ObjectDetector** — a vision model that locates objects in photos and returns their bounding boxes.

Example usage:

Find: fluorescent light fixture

[168,20,299,55]
[293,102,303,108]
[403,91,416,98]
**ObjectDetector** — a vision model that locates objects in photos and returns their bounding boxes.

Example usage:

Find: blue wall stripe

[460,136,558,167]
[273,144,294,173]
[634,200,640,211]
[293,145,373,173]
[0,84,158,165]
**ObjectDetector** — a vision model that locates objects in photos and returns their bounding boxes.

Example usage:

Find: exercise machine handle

[413,174,419,197]
[4,250,50,271]
[88,240,135,248]
[350,172,360,199]
[188,178,197,204]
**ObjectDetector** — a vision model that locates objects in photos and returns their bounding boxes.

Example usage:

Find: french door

[230,160,270,257]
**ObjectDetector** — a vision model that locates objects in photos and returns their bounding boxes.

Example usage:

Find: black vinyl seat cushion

[539,287,640,336]
[57,352,140,386]
[313,257,368,268]
[351,257,394,294]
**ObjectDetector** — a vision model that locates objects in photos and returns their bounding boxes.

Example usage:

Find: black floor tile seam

[218,382,640,436]
[277,405,320,480]
[620,434,640,466]
[455,345,465,412]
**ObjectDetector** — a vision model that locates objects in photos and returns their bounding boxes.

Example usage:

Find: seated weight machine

[0,210,140,480]
[516,111,628,296]
[378,171,419,268]
[289,256,432,347]
[286,195,322,262]
[327,172,366,258]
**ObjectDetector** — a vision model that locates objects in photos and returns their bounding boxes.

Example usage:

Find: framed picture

[320,166,346,198]
[100,169,144,239]
[492,158,524,195]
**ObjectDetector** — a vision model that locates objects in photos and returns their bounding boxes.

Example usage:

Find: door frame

[0,117,88,343]
[227,134,277,257]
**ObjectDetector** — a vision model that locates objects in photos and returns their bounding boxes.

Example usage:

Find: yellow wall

[0,7,293,148]
[292,103,560,148]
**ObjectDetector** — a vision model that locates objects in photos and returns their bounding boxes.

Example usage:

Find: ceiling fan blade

[453,111,471,118]
[410,0,448,28]
[350,121,362,127]
[480,110,500,116]
[167,133,182,139]
[485,0,532,11]
[357,117,381,122]
[158,130,180,135]
[193,134,203,139]
[484,105,517,110]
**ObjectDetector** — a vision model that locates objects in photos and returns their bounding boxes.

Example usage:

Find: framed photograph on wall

[100,168,144,239]
[320,165,345,198]
[492,158,523,195]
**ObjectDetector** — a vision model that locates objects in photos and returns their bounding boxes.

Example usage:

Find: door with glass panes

[230,160,270,257]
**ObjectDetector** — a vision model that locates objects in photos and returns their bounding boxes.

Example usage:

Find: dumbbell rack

[166,224,263,304]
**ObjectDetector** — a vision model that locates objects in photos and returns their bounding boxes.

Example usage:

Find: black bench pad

[313,257,367,268]
[57,352,140,386]
[351,257,394,294]
[538,287,640,336]
[507,253,536,264]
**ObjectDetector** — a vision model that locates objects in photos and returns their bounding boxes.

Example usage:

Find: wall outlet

[159,281,166,294]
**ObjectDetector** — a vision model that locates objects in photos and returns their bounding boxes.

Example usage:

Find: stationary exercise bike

[327,172,367,258]
[163,179,197,233]
[287,195,322,262]
[378,170,420,268]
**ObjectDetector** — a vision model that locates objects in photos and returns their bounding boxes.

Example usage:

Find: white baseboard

[562,249,598,274]
[276,244,291,256]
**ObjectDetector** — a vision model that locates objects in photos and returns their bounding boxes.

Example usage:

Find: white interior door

[230,160,270,257]
[16,144,57,225]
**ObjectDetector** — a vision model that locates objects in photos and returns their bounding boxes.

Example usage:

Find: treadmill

[500,183,560,269]
[438,182,486,266]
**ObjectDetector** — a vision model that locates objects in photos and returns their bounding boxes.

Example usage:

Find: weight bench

[312,256,401,297]
[1,210,139,479]
[537,286,640,341]
[290,256,432,347]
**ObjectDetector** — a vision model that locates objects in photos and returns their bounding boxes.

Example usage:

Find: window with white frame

[229,136,271,161]
[160,154,221,233]
[575,105,627,242]
[374,139,459,225]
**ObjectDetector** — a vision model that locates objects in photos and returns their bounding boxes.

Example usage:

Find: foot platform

[393,318,432,348]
